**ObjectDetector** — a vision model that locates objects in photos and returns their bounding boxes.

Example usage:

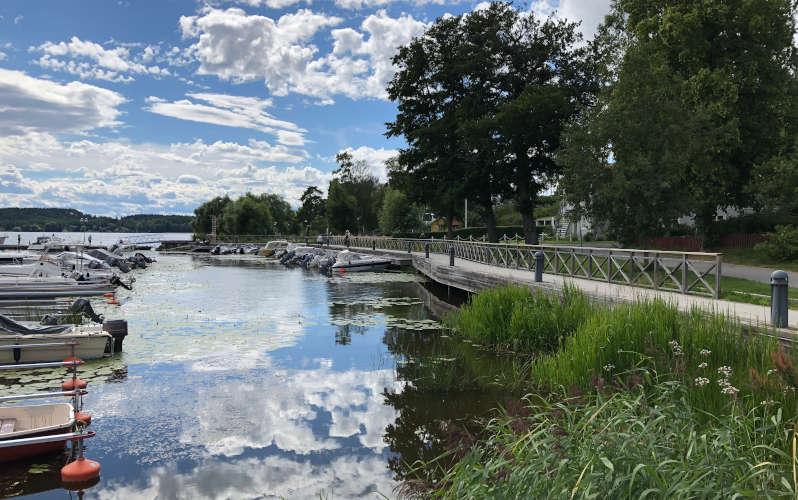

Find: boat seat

[0,418,16,435]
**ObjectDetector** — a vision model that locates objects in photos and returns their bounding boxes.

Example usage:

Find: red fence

[642,233,767,252]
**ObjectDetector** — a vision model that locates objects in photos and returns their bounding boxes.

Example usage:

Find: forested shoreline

[0,208,192,233]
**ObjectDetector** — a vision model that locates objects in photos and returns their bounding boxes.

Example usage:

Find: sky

[0,0,611,216]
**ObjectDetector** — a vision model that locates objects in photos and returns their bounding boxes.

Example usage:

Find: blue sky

[0,0,609,216]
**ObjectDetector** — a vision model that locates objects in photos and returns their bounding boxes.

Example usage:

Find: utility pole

[464,199,468,229]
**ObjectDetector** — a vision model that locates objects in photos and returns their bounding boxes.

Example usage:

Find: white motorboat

[0,235,6,245]
[28,236,69,252]
[0,258,63,277]
[0,321,114,364]
[258,240,289,257]
[331,250,391,273]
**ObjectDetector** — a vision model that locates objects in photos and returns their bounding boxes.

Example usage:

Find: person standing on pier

[344,230,351,248]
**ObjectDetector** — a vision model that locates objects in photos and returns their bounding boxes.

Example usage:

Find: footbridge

[325,236,797,330]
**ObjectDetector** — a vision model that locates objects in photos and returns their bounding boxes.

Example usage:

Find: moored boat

[0,403,75,462]
[331,250,391,273]
[0,317,117,364]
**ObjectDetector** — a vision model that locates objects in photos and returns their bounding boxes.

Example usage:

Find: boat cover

[0,315,72,335]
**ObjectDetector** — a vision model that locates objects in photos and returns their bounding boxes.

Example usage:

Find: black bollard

[771,270,789,327]
[535,251,544,282]
[372,240,376,251]
[449,246,455,266]
[425,243,429,259]
[408,241,411,254]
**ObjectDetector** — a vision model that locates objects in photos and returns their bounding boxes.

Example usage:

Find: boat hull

[0,331,112,364]
[331,261,390,272]
[0,403,74,462]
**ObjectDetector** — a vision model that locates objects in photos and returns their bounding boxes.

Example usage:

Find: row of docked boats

[269,241,393,273]
[0,237,157,474]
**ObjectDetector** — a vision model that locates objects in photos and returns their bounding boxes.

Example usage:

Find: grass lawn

[720,247,798,272]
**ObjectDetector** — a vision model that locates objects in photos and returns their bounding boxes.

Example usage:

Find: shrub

[755,224,798,260]
[445,285,593,352]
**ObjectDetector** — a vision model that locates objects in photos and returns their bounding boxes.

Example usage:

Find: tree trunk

[484,204,498,243]
[446,205,454,239]
[522,212,538,244]
[694,205,715,251]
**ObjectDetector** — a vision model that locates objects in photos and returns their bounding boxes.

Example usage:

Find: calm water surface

[0,254,514,499]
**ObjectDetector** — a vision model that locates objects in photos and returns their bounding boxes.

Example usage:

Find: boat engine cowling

[102,319,128,353]
[70,298,104,323]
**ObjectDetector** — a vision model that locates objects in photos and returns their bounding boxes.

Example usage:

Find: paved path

[721,263,797,287]
[331,244,798,331]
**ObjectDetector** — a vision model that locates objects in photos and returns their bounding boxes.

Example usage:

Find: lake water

[1,232,193,247]
[0,254,515,499]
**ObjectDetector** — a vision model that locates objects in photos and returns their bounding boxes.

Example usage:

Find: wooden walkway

[330,244,798,331]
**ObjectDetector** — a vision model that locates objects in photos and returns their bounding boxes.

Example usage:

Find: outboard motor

[40,315,60,325]
[110,275,133,291]
[102,319,128,353]
[135,252,153,264]
[70,298,104,323]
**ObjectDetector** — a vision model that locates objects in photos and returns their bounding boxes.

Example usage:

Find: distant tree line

[0,208,192,233]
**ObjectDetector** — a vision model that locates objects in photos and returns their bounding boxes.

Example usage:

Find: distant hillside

[0,208,192,233]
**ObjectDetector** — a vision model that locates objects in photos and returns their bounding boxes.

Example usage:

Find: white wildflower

[767,369,777,376]
[717,366,732,378]
[721,384,739,395]
[694,377,710,387]
[700,349,711,357]
[698,362,708,369]
[603,363,615,372]
[668,340,683,356]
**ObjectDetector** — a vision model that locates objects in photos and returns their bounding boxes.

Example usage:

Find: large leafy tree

[561,0,798,245]
[387,3,595,242]
[328,152,383,233]
[191,195,231,236]
[219,193,274,235]
[296,186,327,233]
[379,186,422,235]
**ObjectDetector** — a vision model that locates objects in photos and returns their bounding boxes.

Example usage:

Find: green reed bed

[430,378,798,499]
[445,284,593,353]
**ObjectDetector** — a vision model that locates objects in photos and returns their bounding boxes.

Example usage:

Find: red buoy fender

[107,299,119,305]
[103,292,114,297]
[61,456,101,482]
[74,411,92,426]
[62,378,87,391]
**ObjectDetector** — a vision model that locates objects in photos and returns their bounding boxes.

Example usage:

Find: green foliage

[296,186,326,234]
[191,195,231,236]
[561,0,798,244]
[446,285,593,352]
[0,208,192,233]
[756,225,798,261]
[387,3,594,243]
[379,186,421,235]
[219,193,274,235]
[432,379,796,499]
[326,179,357,233]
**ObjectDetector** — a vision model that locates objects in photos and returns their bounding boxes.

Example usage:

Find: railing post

[607,250,612,283]
[715,254,722,299]
[407,241,411,254]
[771,271,789,328]
[653,252,659,290]
[588,248,593,278]
[449,245,455,266]
[372,240,376,251]
[535,251,544,282]
[681,254,688,294]
[425,242,429,259]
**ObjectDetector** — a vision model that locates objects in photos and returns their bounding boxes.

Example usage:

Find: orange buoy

[61,457,101,483]
[62,377,87,391]
[61,475,100,492]
[62,356,84,365]
[103,292,114,297]
[107,299,119,305]
[338,268,346,274]
[75,411,92,426]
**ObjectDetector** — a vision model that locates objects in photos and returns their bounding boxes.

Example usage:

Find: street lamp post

[80,217,87,272]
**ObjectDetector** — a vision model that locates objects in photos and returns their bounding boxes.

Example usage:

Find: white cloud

[13,15,23,24]
[0,51,5,61]
[31,36,170,82]
[0,68,125,135]
[0,132,325,216]
[145,92,306,145]
[180,7,427,101]
[338,145,397,181]
[531,0,612,38]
